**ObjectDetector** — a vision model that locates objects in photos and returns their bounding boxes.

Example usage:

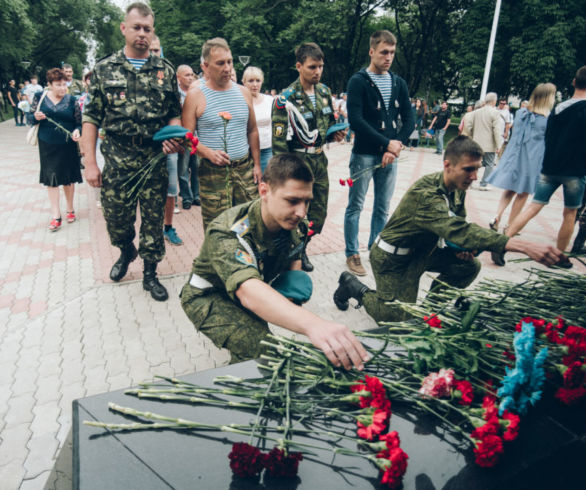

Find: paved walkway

[0,119,581,489]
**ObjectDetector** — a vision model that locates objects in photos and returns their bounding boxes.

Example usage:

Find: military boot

[110,243,138,282]
[571,227,586,254]
[143,261,169,301]
[301,237,314,272]
[333,272,369,311]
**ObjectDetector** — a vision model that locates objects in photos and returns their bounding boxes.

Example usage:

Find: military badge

[119,92,126,101]
[235,249,254,266]
[107,93,112,102]
[157,70,165,85]
[323,97,328,105]
[274,124,284,137]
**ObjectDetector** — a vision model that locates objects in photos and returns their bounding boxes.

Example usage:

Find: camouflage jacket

[82,49,181,138]
[271,79,336,154]
[380,171,509,254]
[191,199,304,301]
[68,79,85,98]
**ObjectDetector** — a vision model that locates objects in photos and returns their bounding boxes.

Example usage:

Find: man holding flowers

[182,37,261,230]
[334,135,566,322]
[81,2,183,301]
[181,153,369,370]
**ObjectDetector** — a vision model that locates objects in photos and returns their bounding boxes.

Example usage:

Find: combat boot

[110,243,138,282]
[143,261,169,301]
[571,227,586,254]
[301,249,314,272]
[333,272,369,311]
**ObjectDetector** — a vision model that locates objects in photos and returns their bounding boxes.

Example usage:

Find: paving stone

[0,423,31,465]
[23,432,59,480]
[106,373,133,391]
[30,402,61,438]
[21,470,52,490]
[0,459,26,490]
[34,374,62,405]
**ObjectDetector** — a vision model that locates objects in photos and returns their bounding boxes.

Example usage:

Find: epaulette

[160,57,176,72]
[274,87,295,110]
[317,83,331,96]
[95,52,117,65]
[231,214,250,237]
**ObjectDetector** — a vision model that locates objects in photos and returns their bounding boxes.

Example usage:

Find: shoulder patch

[273,123,285,137]
[282,87,295,99]
[231,215,250,236]
[235,249,254,266]
[274,95,287,110]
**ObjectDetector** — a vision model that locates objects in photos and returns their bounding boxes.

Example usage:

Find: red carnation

[481,395,498,421]
[351,375,390,411]
[563,361,585,389]
[357,408,389,441]
[307,229,315,237]
[470,420,499,440]
[473,434,504,467]
[228,442,264,478]
[308,221,314,228]
[423,314,442,328]
[453,380,474,405]
[379,431,401,449]
[261,447,303,478]
[339,178,346,186]
[503,350,516,362]
[347,178,354,186]
[501,411,521,442]
[555,386,586,406]
[377,446,409,489]
[185,131,193,140]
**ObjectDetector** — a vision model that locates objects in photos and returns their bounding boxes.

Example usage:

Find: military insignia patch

[274,124,284,137]
[157,70,164,80]
[274,95,286,110]
[119,92,126,101]
[235,249,254,266]
[323,97,328,105]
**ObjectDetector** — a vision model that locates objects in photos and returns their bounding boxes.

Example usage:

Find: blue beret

[326,122,350,140]
[153,125,190,142]
[271,270,313,305]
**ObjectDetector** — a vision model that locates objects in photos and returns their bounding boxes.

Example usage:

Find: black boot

[571,228,586,254]
[301,249,314,272]
[333,272,369,311]
[110,243,138,282]
[143,262,169,301]
[491,250,506,267]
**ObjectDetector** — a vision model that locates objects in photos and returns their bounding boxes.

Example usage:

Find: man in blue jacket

[343,30,414,276]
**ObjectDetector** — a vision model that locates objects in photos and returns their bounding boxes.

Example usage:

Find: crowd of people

[7,1,585,370]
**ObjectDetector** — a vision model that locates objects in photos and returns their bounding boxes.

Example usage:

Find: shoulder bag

[26,91,49,146]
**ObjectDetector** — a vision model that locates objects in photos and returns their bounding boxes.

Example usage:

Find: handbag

[26,91,48,146]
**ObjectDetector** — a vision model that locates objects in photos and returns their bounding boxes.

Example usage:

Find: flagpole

[480,0,502,100]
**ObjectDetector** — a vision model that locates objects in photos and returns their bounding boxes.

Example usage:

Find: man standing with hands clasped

[343,30,414,276]
[81,2,183,302]
[272,42,345,272]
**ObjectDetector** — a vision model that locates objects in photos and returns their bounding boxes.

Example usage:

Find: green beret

[271,270,313,305]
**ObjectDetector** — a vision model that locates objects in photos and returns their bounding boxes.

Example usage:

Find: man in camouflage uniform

[333,136,565,322]
[63,63,85,99]
[272,42,345,272]
[181,153,369,370]
[81,2,183,302]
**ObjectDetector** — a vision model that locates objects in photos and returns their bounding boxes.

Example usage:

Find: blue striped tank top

[198,82,249,160]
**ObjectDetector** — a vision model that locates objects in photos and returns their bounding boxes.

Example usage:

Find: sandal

[49,217,62,232]
[489,217,499,231]
[66,211,76,223]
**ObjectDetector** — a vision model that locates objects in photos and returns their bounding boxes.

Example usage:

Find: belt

[189,273,214,289]
[230,154,250,166]
[294,146,322,155]
[375,236,410,255]
[106,134,157,147]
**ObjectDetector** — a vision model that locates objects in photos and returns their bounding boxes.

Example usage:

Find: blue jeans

[533,174,586,209]
[260,147,272,174]
[435,128,446,154]
[179,152,199,203]
[166,153,179,196]
[344,152,398,257]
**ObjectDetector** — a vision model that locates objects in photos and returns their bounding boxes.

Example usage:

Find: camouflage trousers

[100,138,167,263]
[301,152,329,234]
[199,154,259,230]
[180,282,269,364]
[362,244,481,323]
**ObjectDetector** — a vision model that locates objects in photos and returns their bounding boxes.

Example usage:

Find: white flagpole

[480,0,502,100]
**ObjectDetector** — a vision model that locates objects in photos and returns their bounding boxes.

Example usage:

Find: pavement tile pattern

[0,119,581,489]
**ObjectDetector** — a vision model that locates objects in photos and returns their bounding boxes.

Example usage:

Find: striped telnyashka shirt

[198,82,249,160]
[367,71,392,110]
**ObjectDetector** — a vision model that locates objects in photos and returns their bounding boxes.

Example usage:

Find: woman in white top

[242,66,273,173]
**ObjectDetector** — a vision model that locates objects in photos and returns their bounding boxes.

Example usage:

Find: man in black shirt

[429,101,451,155]
[7,80,23,126]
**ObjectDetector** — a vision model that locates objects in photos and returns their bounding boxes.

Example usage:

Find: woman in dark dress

[33,68,82,231]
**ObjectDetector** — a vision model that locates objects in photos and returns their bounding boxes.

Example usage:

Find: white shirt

[254,94,274,149]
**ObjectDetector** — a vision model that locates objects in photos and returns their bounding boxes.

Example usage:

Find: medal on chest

[157,70,165,86]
